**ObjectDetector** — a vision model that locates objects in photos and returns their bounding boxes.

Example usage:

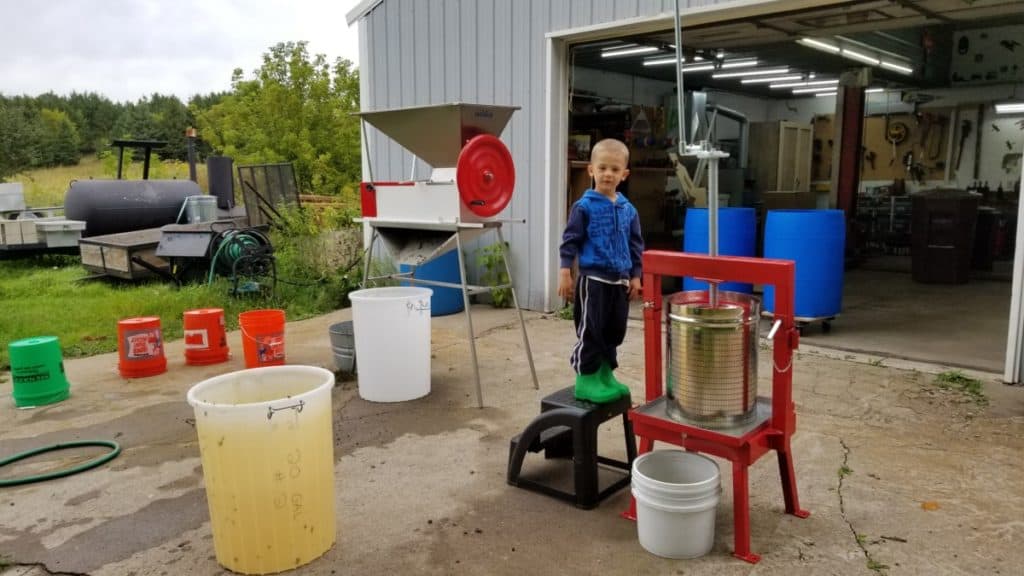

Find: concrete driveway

[2,305,1023,575]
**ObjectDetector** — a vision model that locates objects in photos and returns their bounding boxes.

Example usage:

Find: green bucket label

[12,363,51,383]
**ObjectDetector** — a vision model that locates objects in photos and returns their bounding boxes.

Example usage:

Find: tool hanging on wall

[887,120,909,166]
[864,149,877,171]
[927,116,947,160]
[954,119,972,171]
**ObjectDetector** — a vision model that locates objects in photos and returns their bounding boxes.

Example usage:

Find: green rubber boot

[574,370,619,404]
[600,362,631,399]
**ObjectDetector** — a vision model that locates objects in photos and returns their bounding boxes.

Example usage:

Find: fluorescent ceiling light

[799,38,840,53]
[741,74,803,84]
[792,86,840,94]
[770,79,839,89]
[841,48,880,65]
[815,92,838,98]
[712,67,789,79]
[995,102,1024,114]
[880,60,913,74]
[865,88,885,93]
[720,59,758,69]
[644,55,708,66]
[799,36,915,75]
[602,45,659,58]
[644,56,680,66]
[681,64,716,73]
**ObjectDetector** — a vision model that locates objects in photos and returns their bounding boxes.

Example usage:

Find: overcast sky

[0,0,363,103]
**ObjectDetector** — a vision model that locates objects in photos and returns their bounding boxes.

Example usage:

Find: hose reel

[207,228,276,295]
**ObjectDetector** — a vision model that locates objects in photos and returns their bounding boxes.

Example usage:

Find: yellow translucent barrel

[187,365,336,574]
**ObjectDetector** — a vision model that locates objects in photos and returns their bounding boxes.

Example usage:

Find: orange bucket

[118,317,167,378]
[238,309,286,368]
[183,308,229,365]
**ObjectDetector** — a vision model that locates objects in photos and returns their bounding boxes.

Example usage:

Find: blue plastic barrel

[400,250,465,316]
[763,209,846,318]
[683,207,757,293]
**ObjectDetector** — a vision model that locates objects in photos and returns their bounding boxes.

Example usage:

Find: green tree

[108,94,194,161]
[0,101,42,180]
[66,91,120,154]
[194,41,361,196]
[38,108,81,166]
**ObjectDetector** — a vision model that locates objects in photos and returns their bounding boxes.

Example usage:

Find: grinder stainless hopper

[359,103,517,170]
[358,103,519,266]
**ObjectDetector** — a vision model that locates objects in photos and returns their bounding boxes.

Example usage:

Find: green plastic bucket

[8,336,70,408]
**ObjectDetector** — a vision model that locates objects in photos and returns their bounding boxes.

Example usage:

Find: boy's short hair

[590,138,629,163]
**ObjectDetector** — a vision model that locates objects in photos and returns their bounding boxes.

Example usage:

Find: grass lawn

[1,158,365,377]
[0,255,262,371]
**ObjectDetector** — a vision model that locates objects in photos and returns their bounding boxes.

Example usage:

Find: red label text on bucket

[125,329,162,359]
[257,334,284,362]
[184,329,209,349]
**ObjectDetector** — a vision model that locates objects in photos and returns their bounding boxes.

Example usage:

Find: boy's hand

[558,268,574,301]
[628,277,642,301]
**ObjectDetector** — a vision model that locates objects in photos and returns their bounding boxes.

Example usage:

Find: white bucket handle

[631,487,721,514]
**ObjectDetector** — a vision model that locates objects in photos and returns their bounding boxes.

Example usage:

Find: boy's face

[588,149,630,195]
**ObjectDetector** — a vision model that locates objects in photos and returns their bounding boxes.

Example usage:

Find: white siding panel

[615,0,642,19]
[592,0,617,22]
[460,1,477,102]
[358,0,736,309]
[570,0,592,28]
[477,0,495,104]
[428,2,445,103]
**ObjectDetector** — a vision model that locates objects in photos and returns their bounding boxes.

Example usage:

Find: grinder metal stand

[355,104,539,408]
[360,217,538,408]
[623,144,809,563]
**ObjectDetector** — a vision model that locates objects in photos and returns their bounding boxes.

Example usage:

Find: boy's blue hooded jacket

[560,190,644,281]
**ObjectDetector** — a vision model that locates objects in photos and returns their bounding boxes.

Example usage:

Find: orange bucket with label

[183,308,229,365]
[118,317,167,378]
[238,309,286,368]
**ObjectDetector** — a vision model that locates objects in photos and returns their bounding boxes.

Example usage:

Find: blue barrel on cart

[400,250,465,316]
[683,207,756,293]
[763,209,845,318]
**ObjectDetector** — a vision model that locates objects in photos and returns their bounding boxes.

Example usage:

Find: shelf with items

[857,194,912,255]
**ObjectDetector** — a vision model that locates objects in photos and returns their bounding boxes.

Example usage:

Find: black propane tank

[65,179,201,237]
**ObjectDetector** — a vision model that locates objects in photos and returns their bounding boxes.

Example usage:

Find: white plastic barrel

[349,286,432,402]
[186,365,336,575]
[631,450,721,559]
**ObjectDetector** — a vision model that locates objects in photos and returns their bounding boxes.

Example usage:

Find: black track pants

[570,275,629,375]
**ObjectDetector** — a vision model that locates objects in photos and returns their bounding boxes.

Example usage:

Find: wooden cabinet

[749,121,813,194]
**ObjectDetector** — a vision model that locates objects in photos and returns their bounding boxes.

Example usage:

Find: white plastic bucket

[349,286,432,402]
[631,450,721,559]
[186,365,336,575]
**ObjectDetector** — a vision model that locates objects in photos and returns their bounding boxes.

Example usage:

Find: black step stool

[507,386,636,509]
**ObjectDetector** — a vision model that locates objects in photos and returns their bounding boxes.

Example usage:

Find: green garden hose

[207,229,268,286]
[0,440,121,487]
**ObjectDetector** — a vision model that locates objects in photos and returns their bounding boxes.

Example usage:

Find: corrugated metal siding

[358,0,727,310]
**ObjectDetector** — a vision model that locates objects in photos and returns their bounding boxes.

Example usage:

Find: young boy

[558,138,644,403]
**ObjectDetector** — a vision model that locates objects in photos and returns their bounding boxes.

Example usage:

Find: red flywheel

[456,134,515,218]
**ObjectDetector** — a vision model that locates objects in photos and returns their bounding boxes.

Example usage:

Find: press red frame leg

[621,436,655,521]
[778,447,811,518]
[732,462,760,563]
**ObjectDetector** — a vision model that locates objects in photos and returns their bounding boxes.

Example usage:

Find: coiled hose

[207,229,271,286]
